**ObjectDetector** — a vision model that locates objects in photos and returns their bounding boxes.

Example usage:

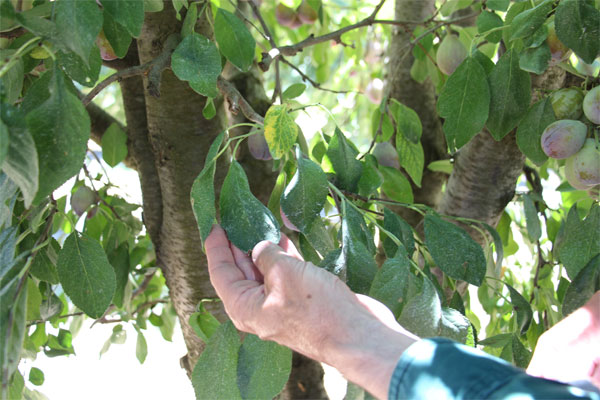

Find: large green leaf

[509,0,553,41]
[236,334,292,400]
[0,277,27,391]
[335,201,378,294]
[519,43,551,75]
[171,33,222,98]
[214,8,255,72]
[396,131,424,187]
[555,0,600,64]
[476,11,503,43]
[556,204,600,280]
[101,0,145,38]
[398,274,442,338]
[102,123,128,167]
[379,166,413,204]
[357,155,383,197]
[382,208,415,257]
[523,194,541,242]
[562,254,600,316]
[486,50,531,140]
[505,283,533,334]
[263,105,298,159]
[107,243,129,309]
[326,128,362,192]
[191,132,225,248]
[280,149,328,233]
[0,106,38,208]
[220,161,280,253]
[57,47,102,87]
[369,246,411,317]
[424,214,486,286]
[55,0,103,65]
[102,12,132,58]
[438,307,471,344]
[0,49,23,104]
[25,69,90,204]
[57,233,116,319]
[389,99,421,144]
[437,57,490,151]
[192,321,242,400]
[516,98,554,165]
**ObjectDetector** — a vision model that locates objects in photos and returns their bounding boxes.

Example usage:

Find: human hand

[527,292,600,387]
[205,225,418,399]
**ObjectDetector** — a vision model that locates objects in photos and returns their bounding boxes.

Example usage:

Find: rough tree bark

[388,0,448,228]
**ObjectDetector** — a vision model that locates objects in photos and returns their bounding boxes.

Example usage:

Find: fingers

[205,225,246,297]
[252,240,292,275]
[231,243,262,282]
[278,233,304,261]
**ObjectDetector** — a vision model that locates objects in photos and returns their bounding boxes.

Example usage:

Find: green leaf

[427,160,453,175]
[479,333,513,347]
[29,239,60,285]
[509,0,553,41]
[439,307,471,344]
[424,213,486,286]
[280,149,328,233]
[555,0,600,64]
[57,233,116,319]
[326,127,363,192]
[136,330,148,364]
[486,0,509,11]
[189,302,220,343]
[336,201,378,294]
[0,276,27,388]
[282,83,306,100]
[486,50,531,140]
[236,334,292,399]
[371,108,394,143]
[55,0,103,66]
[159,305,175,341]
[437,57,490,151]
[103,12,132,58]
[102,123,128,167]
[357,155,383,197]
[519,43,551,75]
[107,243,129,308]
[57,47,102,87]
[369,246,411,317]
[263,105,298,159]
[476,11,503,43]
[26,278,41,321]
[0,119,7,166]
[562,254,600,316]
[101,0,145,38]
[389,100,421,144]
[396,129,424,187]
[0,49,23,104]
[398,274,442,338]
[28,367,44,386]
[25,69,90,204]
[220,161,280,253]
[191,132,225,248]
[379,166,413,204]
[181,2,198,37]
[523,194,541,242]
[171,33,222,98]
[1,106,39,208]
[39,293,63,321]
[556,204,600,280]
[214,8,255,72]
[505,283,533,334]
[8,370,24,400]
[202,98,216,120]
[144,0,164,12]
[192,321,242,400]
[516,98,554,165]
[302,217,335,257]
[382,208,415,257]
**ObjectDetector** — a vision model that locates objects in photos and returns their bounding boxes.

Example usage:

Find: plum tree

[583,86,600,125]
[540,120,587,159]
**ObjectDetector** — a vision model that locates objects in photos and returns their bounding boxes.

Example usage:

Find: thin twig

[82,163,122,221]
[217,76,265,124]
[280,57,355,94]
[82,63,152,106]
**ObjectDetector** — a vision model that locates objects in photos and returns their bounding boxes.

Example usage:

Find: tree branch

[217,76,265,124]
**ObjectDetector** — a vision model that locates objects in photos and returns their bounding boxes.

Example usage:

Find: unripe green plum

[30,41,52,59]
[297,1,317,25]
[540,120,587,159]
[583,86,600,125]
[280,207,299,232]
[373,142,400,169]
[551,88,584,120]
[96,30,117,61]
[436,34,467,76]
[571,139,600,186]
[365,78,383,104]
[248,133,272,160]
[71,186,97,216]
[564,156,594,190]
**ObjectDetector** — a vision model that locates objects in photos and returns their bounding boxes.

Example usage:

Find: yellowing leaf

[263,105,298,159]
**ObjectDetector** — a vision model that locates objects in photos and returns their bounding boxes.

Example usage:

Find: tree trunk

[388,0,448,228]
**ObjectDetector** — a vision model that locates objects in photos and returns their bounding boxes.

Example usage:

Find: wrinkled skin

[540,119,587,159]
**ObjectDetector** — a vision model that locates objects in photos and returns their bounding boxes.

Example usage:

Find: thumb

[252,240,290,275]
